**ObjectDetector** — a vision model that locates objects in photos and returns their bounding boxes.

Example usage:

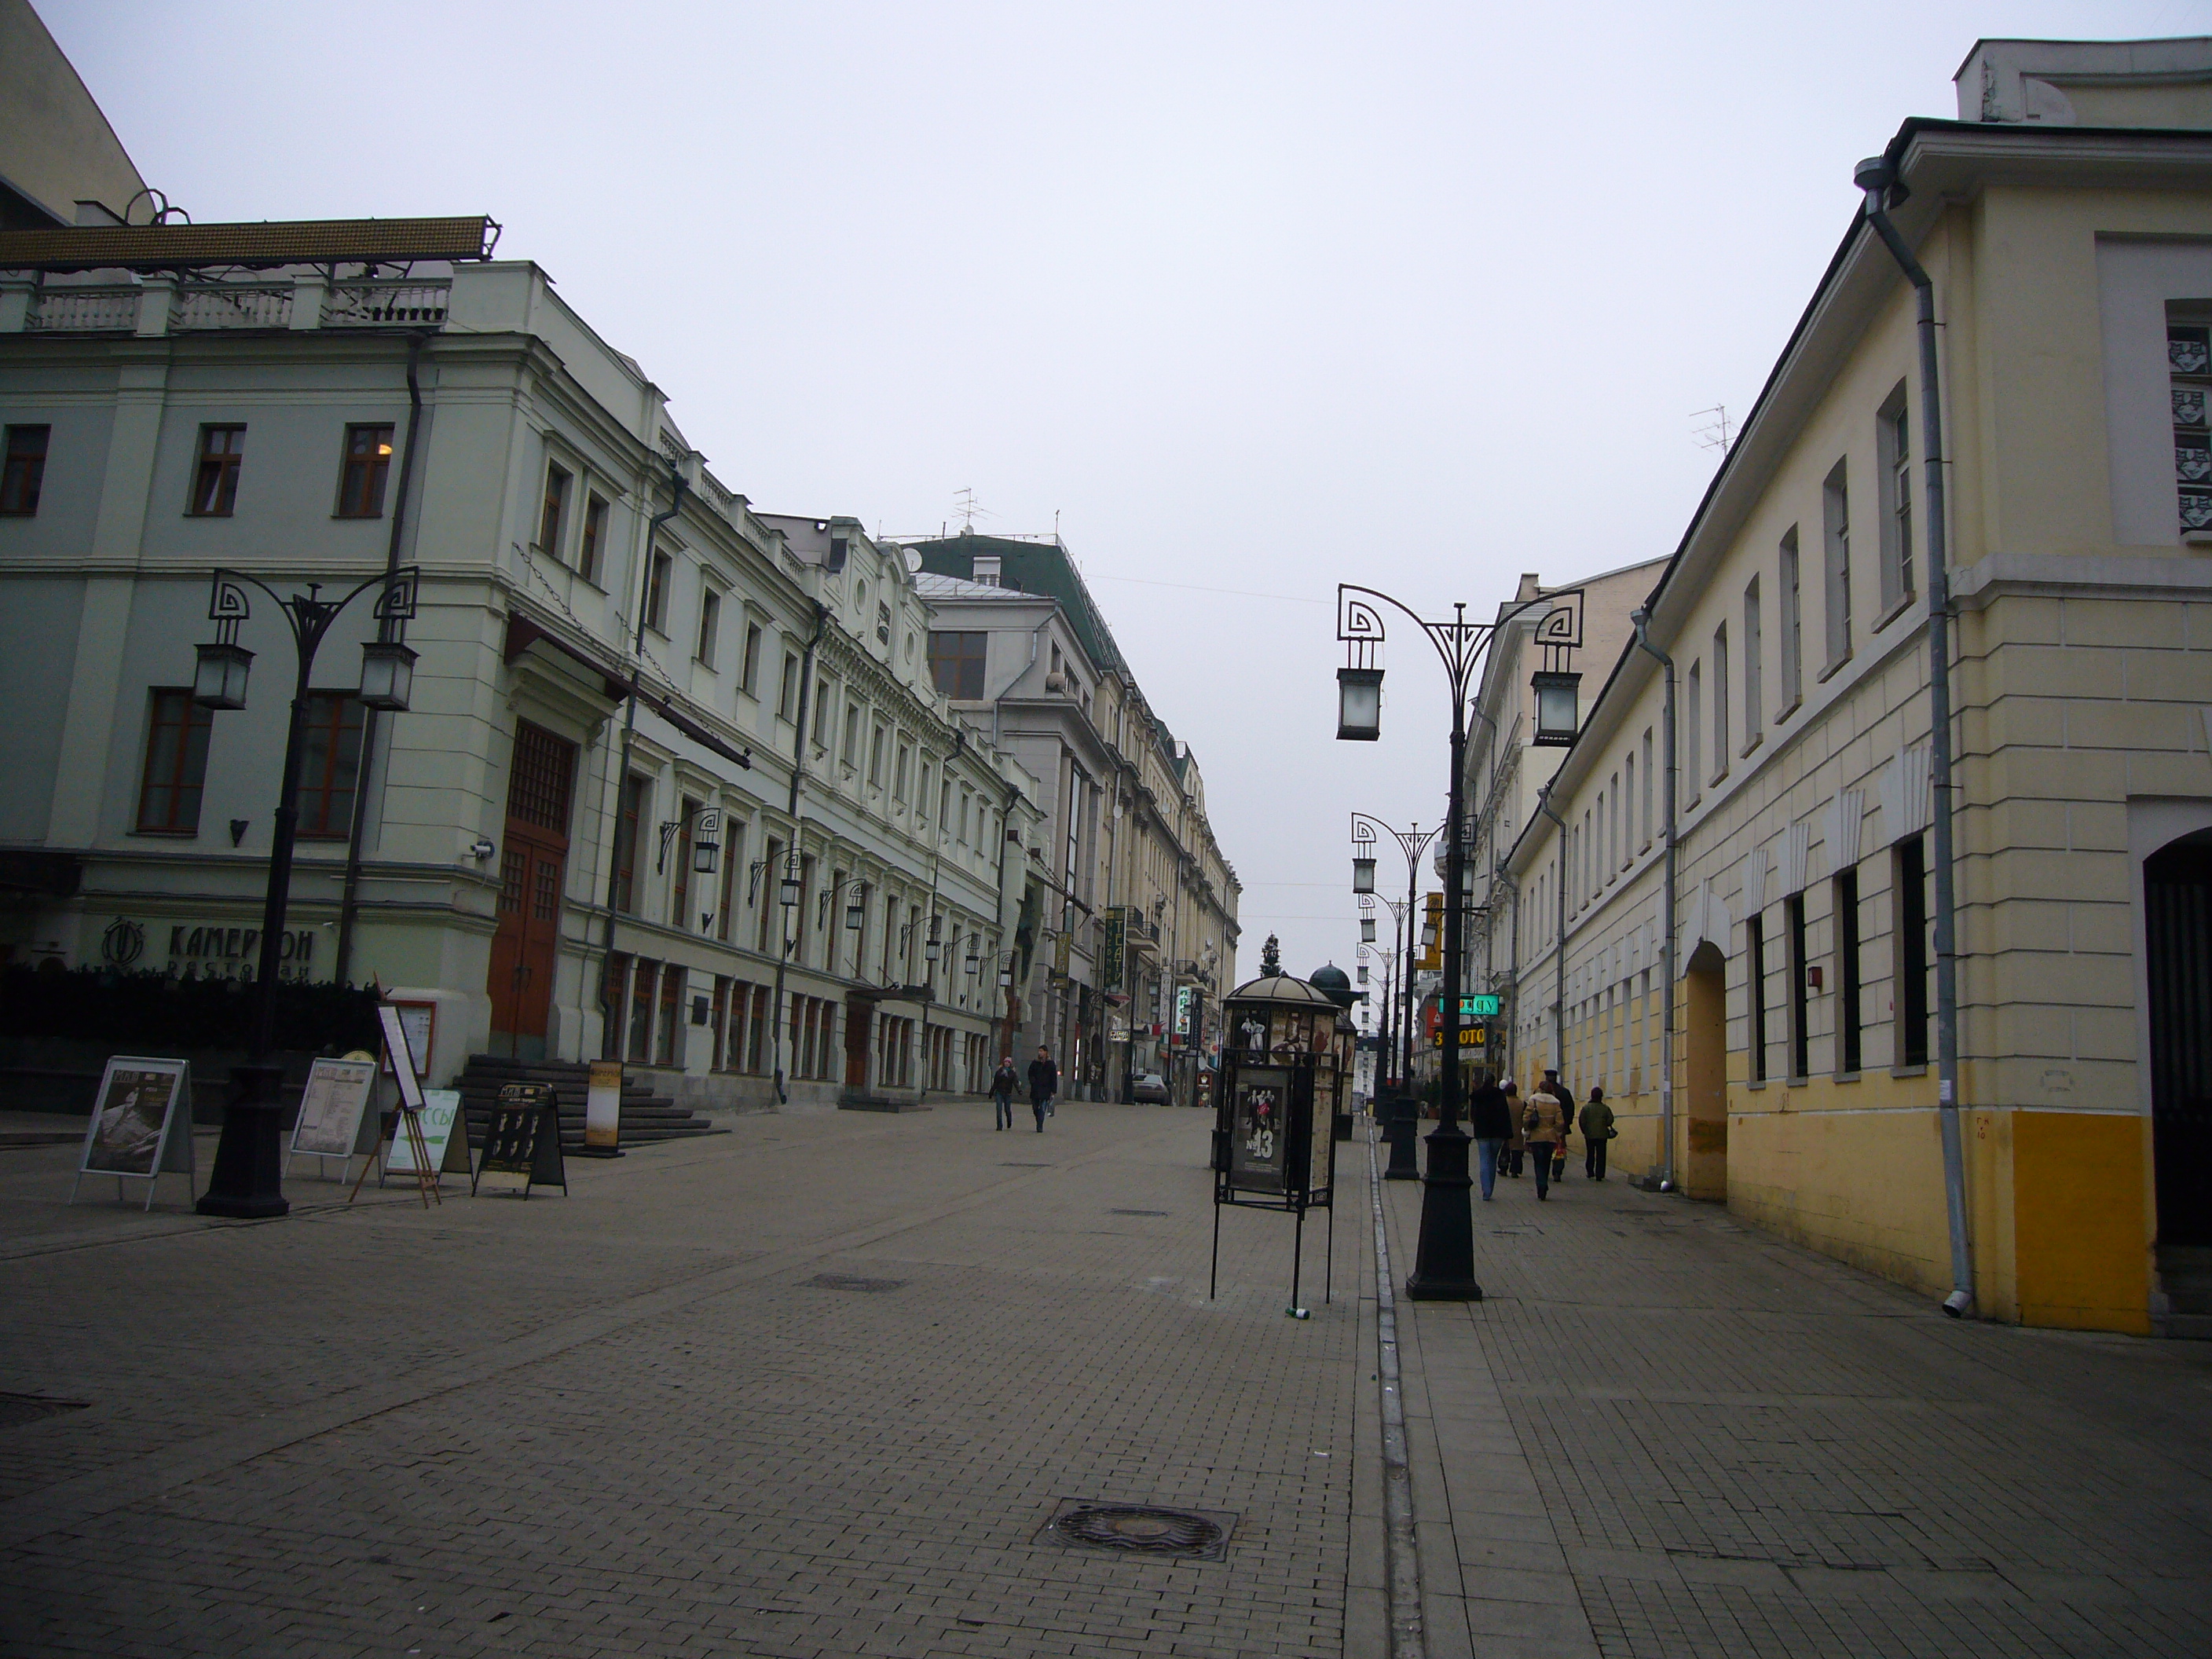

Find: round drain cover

[1056,1506,1223,1554]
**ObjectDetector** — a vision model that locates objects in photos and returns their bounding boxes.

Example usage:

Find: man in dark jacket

[1543,1068,1577,1181]
[1027,1047,1058,1132]
[990,1056,1020,1130]
[1467,1070,1512,1202]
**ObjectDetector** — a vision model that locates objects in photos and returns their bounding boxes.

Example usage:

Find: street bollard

[1382,1092,1422,1181]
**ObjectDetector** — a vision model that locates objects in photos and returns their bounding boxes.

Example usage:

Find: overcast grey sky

[42,0,2209,988]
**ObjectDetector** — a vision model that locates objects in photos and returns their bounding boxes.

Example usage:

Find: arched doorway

[1683,939,1727,1200]
[2145,833,2212,1284]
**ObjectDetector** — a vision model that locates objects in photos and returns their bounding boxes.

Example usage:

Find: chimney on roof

[1515,573,1543,602]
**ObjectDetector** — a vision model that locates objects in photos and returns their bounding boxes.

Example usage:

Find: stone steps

[455,1055,727,1149]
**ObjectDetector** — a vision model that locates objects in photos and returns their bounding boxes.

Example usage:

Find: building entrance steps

[453,1054,726,1149]
[1368,1133,2212,1659]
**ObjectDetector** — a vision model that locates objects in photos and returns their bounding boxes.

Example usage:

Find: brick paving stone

[1379,1144,2212,1659]
[0,1103,1363,1657]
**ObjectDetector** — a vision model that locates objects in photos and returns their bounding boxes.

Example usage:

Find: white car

[1130,1071,1170,1104]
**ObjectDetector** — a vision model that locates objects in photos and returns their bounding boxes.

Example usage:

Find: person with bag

[990,1056,1020,1131]
[1027,1046,1058,1133]
[1580,1085,1616,1181]
[1467,1069,1512,1202]
[1501,1081,1525,1177]
[1522,1079,1569,1201]
[1541,1068,1577,1182]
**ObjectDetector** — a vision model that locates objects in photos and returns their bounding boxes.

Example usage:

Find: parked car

[1130,1071,1170,1104]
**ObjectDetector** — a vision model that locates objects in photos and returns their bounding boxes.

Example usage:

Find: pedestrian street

[0,1101,2207,1658]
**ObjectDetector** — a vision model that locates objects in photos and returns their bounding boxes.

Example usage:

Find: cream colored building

[1496,38,2212,1335]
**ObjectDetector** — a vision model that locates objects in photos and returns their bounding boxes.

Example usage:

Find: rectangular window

[646,549,672,634]
[697,588,721,667]
[2172,323,2212,533]
[135,689,213,834]
[1785,892,1809,1081]
[655,965,681,1067]
[928,630,988,699]
[869,724,886,786]
[1822,460,1851,669]
[812,680,832,748]
[716,819,743,942]
[1640,728,1654,848]
[778,652,801,720]
[1835,867,1862,1074]
[578,493,609,584]
[295,692,366,838]
[740,622,763,697]
[538,462,570,556]
[1684,661,1701,804]
[1747,911,1768,1083]
[842,702,861,766]
[189,425,244,516]
[1779,527,1802,713]
[1711,624,1729,783]
[894,744,910,804]
[1622,755,1635,861]
[1895,835,1930,1067]
[336,423,394,518]
[613,774,649,914]
[1877,384,1914,613]
[1742,577,1763,740]
[1,424,49,516]
[600,952,632,1062]
[628,961,656,1064]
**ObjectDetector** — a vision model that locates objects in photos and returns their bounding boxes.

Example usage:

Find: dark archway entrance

[2145,831,2212,1255]
[1683,939,1728,1201]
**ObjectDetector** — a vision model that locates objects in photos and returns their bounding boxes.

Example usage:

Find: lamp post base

[195,1064,291,1219]
[1404,1122,1481,1301]
[1382,1096,1422,1180]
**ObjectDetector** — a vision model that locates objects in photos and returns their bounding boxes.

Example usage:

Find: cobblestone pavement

[0,1103,1364,1659]
[1379,1141,2212,1659]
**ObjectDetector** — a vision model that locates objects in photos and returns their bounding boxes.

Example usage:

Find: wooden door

[489,723,577,1050]
[845,998,872,1088]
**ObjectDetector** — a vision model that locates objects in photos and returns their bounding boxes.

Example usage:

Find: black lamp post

[1335,582,1584,1300]
[1353,814,1435,1183]
[192,565,420,1219]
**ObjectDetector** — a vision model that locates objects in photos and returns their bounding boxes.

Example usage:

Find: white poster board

[383,1089,462,1180]
[71,1057,195,1210]
[377,1002,426,1110]
[379,1001,434,1082]
[584,1060,622,1152]
[288,1057,377,1170]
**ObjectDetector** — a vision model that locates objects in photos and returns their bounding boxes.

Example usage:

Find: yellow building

[1490,38,2212,1335]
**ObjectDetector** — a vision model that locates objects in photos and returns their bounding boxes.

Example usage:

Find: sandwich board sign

[287,1057,379,1180]
[472,1082,569,1199]
[382,1089,467,1183]
[71,1057,195,1210]
[581,1060,623,1157]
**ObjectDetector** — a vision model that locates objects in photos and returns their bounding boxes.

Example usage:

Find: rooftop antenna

[954,487,994,531]
[1690,405,1734,454]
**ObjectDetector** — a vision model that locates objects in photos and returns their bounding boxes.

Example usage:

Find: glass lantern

[192,641,253,710]
[356,640,417,712]
[1335,666,1382,741]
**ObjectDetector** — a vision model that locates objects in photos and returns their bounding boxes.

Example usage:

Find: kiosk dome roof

[1224,972,1340,1008]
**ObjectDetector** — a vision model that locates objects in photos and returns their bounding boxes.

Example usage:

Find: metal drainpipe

[1534,780,1568,1078]
[599,456,687,1057]
[768,602,830,1106]
[334,331,429,986]
[1630,607,1678,1191]
[1857,156,1975,1317]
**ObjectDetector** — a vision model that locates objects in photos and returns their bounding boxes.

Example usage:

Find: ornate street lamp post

[1336,582,1583,1300]
[191,565,420,1218]
[1353,814,1435,1184]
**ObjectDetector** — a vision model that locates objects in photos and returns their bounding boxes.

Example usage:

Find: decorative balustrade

[26,286,141,331]
[323,281,449,327]
[172,284,292,330]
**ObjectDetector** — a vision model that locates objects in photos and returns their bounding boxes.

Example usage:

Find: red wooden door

[489,723,577,1046]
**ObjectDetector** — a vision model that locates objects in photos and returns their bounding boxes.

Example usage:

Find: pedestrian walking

[1467,1069,1511,1202]
[1580,1086,1616,1181]
[1502,1081,1525,1177]
[1027,1046,1058,1133]
[1542,1068,1577,1181]
[990,1056,1020,1131]
[1522,1079,1569,1201]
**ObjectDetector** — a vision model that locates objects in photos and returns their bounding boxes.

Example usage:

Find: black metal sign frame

[1210,1031,1340,1317]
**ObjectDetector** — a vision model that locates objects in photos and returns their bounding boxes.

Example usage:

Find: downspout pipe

[1533,780,1568,1081]
[334,331,429,986]
[1858,156,1975,1317]
[600,457,688,1046]
[768,601,831,1106]
[1629,607,1678,1192]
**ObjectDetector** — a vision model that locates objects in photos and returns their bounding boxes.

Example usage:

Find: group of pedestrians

[990,1047,1059,1132]
[1464,1068,1616,1201]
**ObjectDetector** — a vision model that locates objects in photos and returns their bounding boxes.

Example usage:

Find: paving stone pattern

[1381,1155,2212,1659]
[0,1104,1363,1658]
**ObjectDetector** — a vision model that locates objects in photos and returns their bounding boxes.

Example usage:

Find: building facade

[0,232,1042,1109]
[1494,38,2212,1333]
[911,532,1240,1104]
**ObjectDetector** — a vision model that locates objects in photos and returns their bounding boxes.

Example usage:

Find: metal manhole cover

[1040,1501,1235,1561]
[804,1273,905,1293]
[0,1394,88,1430]
[1111,1208,1168,1216]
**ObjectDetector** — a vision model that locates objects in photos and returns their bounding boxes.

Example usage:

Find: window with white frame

[1877,383,1914,613]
